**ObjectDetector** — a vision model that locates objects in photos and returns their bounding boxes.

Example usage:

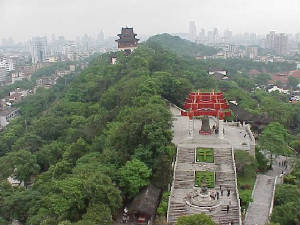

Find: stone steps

[168,144,241,225]
[177,148,195,163]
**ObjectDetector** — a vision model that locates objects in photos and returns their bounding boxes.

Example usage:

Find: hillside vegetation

[0,34,299,225]
[146,33,217,57]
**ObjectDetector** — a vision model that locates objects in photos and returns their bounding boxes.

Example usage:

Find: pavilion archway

[180,91,231,139]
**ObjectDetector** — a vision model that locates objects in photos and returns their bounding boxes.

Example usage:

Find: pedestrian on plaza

[217,192,219,199]
[226,205,229,213]
[221,189,224,196]
[244,134,246,138]
[220,185,222,190]
[227,189,230,197]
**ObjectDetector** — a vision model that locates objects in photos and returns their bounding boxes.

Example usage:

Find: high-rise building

[63,41,78,61]
[0,56,14,72]
[266,31,288,55]
[0,67,9,85]
[223,29,232,42]
[97,30,104,43]
[246,46,258,59]
[213,28,219,43]
[189,21,197,41]
[30,36,48,64]
[266,31,274,49]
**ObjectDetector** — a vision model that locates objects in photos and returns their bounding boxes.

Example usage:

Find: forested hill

[0,41,299,225]
[146,33,217,57]
[0,45,194,225]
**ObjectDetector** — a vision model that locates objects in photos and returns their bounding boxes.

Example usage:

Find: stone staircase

[168,201,188,223]
[167,145,241,225]
[177,147,195,163]
[216,205,240,225]
[174,170,194,189]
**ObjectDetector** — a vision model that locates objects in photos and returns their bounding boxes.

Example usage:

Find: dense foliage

[235,150,256,211]
[0,44,195,224]
[0,34,299,225]
[147,33,217,57]
[176,213,216,225]
[271,158,300,225]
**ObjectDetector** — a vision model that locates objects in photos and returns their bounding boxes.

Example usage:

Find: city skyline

[1,0,299,42]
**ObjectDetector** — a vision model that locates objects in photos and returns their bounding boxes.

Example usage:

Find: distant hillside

[146,33,217,57]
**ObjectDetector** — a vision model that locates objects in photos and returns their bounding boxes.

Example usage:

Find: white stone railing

[244,124,256,157]
[268,176,277,219]
[167,145,180,223]
[231,146,242,225]
[244,124,255,144]
[224,121,242,127]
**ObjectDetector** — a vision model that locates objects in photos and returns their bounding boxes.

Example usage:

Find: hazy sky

[1,0,299,41]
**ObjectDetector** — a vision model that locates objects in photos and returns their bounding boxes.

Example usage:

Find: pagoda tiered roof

[116,28,139,44]
[181,91,231,120]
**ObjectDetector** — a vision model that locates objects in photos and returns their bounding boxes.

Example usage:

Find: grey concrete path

[244,155,293,225]
[244,175,275,225]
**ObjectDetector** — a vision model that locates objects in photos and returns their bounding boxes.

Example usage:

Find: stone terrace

[168,105,241,225]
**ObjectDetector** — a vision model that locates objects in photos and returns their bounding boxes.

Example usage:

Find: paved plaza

[168,106,242,225]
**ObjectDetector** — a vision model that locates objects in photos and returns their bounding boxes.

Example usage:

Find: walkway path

[244,155,293,225]
[244,175,275,225]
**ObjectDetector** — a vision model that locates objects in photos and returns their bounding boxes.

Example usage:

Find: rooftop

[0,107,18,116]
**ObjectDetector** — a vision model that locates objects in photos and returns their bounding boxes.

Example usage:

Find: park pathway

[244,156,293,225]
[244,174,275,225]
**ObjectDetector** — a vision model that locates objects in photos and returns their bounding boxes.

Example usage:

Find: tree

[119,159,151,198]
[259,122,290,167]
[254,73,271,86]
[176,213,216,225]
[290,139,300,153]
[287,76,299,90]
[271,201,300,225]
[81,203,112,225]
[234,150,256,175]
[274,184,300,206]
[0,150,40,184]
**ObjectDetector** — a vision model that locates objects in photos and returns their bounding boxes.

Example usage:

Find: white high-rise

[189,21,197,41]
[30,36,48,64]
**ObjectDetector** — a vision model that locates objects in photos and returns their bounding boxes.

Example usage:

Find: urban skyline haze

[1,0,299,42]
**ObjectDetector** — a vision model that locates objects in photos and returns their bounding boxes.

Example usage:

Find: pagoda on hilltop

[116,27,139,54]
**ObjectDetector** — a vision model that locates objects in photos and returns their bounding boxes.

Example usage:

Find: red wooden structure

[181,91,231,120]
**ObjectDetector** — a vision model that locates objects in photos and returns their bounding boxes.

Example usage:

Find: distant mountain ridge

[146,33,217,57]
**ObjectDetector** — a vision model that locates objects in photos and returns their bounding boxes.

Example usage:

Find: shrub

[240,184,251,190]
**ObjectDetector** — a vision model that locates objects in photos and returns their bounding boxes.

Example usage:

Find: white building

[0,55,15,72]
[0,67,9,85]
[267,86,289,94]
[0,107,19,128]
[30,36,48,64]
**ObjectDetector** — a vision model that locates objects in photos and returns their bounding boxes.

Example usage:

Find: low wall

[244,124,256,158]
[231,146,242,225]
[269,176,277,219]
[167,145,179,223]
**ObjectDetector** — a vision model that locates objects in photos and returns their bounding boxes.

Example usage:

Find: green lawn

[196,148,214,163]
[195,171,215,188]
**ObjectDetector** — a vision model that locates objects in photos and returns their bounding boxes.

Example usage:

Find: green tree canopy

[119,159,151,198]
[176,213,216,225]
